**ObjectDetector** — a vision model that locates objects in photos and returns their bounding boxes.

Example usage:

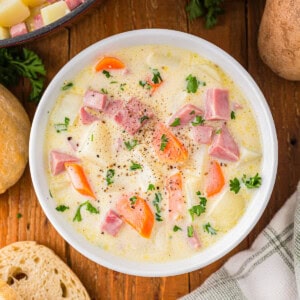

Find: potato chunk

[41,1,70,25]
[0,0,30,27]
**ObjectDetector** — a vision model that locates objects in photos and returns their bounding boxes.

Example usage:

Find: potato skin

[258,0,300,81]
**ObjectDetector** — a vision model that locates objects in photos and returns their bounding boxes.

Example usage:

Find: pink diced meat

[65,0,82,10]
[33,14,43,30]
[102,99,123,117]
[101,210,124,236]
[83,90,107,111]
[10,23,28,38]
[114,98,154,135]
[187,228,201,249]
[192,125,214,144]
[204,88,230,120]
[79,107,99,125]
[208,125,239,162]
[168,104,203,127]
[167,174,184,221]
[50,150,79,175]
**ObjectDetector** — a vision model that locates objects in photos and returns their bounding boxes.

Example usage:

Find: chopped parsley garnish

[229,178,241,194]
[170,118,181,127]
[102,70,111,78]
[124,139,138,150]
[62,82,73,90]
[173,225,182,232]
[73,201,99,222]
[242,173,262,189]
[139,80,152,89]
[100,88,108,94]
[160,134,168,151]
[140,115,149,123]
[56,205,70,212]
[106,169,115,185]
[151,68,163,84]
[190,110,195,115]
[110,81,118,84]
[189,191,207,220]
[129,196,137,205]
[186,74,206,93]
[147,183,155,191]
[153,192,163,222]
[49,190,53,198]
[120,83,126,91]
[203,222,217,235]
[191,115,205,126]
[187,225,194,237]
[130,161,142,171]
[215,128,222,134]
[231,111,236,119]
[17,213,23,219]
[54,117,70,133]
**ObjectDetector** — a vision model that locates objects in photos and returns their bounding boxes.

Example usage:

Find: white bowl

[29,29,278,277]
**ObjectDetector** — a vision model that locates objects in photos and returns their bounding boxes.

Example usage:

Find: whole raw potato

[258,0,300,81]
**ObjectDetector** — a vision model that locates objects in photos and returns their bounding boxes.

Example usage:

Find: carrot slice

[116,195,154,238]
[147,80,163,95]
[152,123,188,163]
[95,57,125,71]
[205,161,225,197]
[166,173,184,221]
[64,162,96,199]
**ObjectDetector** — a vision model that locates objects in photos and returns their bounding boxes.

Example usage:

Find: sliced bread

[0,241,90,300]
[0,279,21,300]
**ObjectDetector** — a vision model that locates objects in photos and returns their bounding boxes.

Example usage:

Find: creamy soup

[45,45,262,262]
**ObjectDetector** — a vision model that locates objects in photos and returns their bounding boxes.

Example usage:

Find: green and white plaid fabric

[181,182,300,300]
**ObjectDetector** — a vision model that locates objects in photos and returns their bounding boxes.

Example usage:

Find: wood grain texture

[0,0,299,299]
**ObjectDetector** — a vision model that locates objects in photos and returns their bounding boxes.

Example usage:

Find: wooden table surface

[1,0,299,299]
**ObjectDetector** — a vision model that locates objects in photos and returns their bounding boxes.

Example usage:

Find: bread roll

[0,84,30,194]
[0,279,21,300]
[0,241,90,300]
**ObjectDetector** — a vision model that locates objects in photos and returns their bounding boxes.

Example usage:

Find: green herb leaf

[189,191,207,220]
[139,80,151,89]
[130,161,142,171]
[54,117,70,133]
[153,192,163,221]
[203,222,217,235]
[73,201,99,222]
[0,48,46,102]
[62,82,73,90]
[56,205,70,212]
[191,115,205,126]
[129,196,137,205]
[230,178,241,194]
[186,74,206,93]
[124,139,138,151]
[173,225,182,232]
[231,111,236,120]
[102,70,111,78]
[170,118,181,127]
[187,225,194,237]
[155,213,163,222]
[140,115,149,123]
[186,0,205,20]
[101,88,108,94]
[151,69,163,84]
[160,134,168,151]
[242,173,262,189]
[120,83,126,91]
[106,169,115,185]
[147,183,155,191]
[215,128,222,134]
[17,213,23,219]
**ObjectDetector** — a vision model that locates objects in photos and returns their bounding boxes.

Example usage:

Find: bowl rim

[29,28,278,277]
[0,0,99,48]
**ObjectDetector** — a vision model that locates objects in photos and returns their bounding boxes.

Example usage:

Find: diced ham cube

[33,14,43,30]
[79,107,99,125]
[10,22,28,38]
[50,150,79,175]
[114,98,154,135]
[102,99,123,117]
[208,125,239,162]
[204,88,230,120]
[101,210,124,236]
[168,104,203,127]
[187,228,201,249]
[83,90,107,111]
[192,125,214,144]
[65,0,82,10]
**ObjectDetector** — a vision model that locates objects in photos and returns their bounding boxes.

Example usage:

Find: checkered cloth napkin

[181,182,300,300]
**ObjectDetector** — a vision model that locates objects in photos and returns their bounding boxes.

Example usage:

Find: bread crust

[0,84,31,193]
[0,241,90,300]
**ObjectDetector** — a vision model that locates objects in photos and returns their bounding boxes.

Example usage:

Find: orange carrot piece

[152,123,188,163]
[205,161,225,197]
[166,173,184,221]
[147,80,163,95]
[64,162,96,199]
[116,195,154,238]
[95,57,125,71]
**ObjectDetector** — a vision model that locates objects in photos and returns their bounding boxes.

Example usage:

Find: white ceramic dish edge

[29,29,278,277]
